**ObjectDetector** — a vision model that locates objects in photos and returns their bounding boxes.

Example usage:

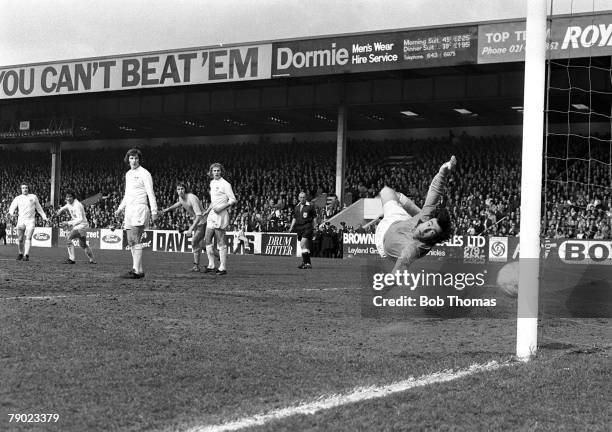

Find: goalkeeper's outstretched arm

[421,155,457,217]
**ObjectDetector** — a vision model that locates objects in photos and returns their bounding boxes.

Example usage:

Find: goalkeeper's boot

[16,253,23,261]
[23,255,29,261]
[63,259,76,264]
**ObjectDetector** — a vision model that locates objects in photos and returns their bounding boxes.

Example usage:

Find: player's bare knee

[127,230,139,246]
[204,229,215,245]
[215,230,226,247]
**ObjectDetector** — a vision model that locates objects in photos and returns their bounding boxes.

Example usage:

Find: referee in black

[289,191,318,269]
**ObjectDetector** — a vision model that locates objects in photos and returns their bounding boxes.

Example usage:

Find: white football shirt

[118,166,158,213]
[209,178,236,210]
[8,194,46,224]
[58,199,89,230]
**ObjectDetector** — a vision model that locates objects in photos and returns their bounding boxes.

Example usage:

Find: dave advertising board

[225,231,262,255]
[151,230,263,254]
[153,230,194,253]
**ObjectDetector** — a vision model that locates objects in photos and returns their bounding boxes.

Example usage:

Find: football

[496,261,519,298]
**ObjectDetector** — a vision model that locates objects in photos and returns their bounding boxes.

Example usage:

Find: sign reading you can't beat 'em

[0,45,272,99]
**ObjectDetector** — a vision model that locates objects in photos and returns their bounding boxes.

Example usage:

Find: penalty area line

[186,360,511,432]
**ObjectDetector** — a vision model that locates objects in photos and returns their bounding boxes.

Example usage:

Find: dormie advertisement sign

[272,26,478,77]
[0,44,272,99]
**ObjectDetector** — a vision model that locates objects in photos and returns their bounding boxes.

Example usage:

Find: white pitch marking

[0,285,358,302]
[186,360,510,432]
[0,293,103,301]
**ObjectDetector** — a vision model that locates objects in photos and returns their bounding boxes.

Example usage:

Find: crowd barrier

[3,228,611,265]
[3,227,302,257]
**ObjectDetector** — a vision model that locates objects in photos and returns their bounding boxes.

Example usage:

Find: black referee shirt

[293,202,316,225]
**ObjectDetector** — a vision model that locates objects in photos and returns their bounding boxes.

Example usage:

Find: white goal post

[517,0,548,361]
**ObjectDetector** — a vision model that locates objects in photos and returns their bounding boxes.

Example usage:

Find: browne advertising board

[342,233,466,260]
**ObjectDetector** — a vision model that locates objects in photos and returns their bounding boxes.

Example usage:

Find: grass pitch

[0,246,609,431]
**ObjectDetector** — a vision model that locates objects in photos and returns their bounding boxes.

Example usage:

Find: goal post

[516,0,548,361]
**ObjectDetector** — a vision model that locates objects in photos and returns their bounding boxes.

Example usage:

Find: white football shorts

[374,200,411,258]
[124,204,150,229]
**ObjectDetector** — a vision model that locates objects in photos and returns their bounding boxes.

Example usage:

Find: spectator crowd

[1,134,610,250]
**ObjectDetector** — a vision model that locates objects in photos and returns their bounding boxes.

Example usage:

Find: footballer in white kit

[161,182,209,272]
[114,148,158,279]
[55,191,96,264]
[7,184,48,261]
[233,223,251,254]
[204,163,236,275]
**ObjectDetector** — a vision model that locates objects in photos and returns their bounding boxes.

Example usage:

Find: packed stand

[0,134,610,240]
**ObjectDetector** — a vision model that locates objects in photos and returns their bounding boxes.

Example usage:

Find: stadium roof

[1,10,611,141]
[1,55,610,141]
